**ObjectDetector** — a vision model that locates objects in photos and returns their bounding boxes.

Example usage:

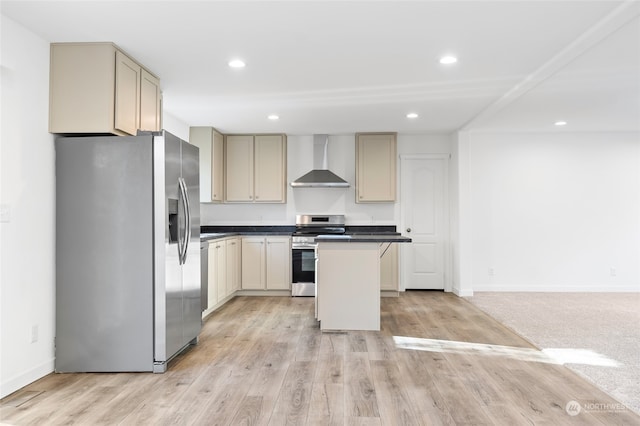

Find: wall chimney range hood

[290,134,350,188]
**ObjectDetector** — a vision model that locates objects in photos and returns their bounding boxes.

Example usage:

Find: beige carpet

[466,292,640,415]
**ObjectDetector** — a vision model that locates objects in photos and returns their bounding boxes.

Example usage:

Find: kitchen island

[315,234,411,331]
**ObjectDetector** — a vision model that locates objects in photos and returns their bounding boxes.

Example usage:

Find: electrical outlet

[610,267,617,277]
[31,325,39,343]
[488,268,495,277]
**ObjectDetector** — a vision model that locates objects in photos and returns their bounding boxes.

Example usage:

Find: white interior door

[401,156,448,290]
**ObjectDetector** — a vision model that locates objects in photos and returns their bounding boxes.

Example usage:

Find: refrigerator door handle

[181,177,192,263]
[178,177,190,264]
[177,179,186,265]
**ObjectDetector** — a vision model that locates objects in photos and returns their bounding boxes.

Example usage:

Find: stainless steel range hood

[290,135,350,188]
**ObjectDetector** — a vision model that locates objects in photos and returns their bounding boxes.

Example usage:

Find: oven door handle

[292,244,318,250]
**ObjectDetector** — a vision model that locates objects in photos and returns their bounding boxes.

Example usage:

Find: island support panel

[316,242,380,331]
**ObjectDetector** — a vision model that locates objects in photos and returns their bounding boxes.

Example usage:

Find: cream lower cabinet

[49,42,161,135]
[225,134,287,203]
[380,243,399,290]
[206,237,241,315]
[240,237,266,290]
[190,127,224,202]
[226,238,241,294]
[207,241,220,308]
[215,241,228,302]
[208,239,226,308]
[355,133,397,202]
[265,237,291,290]
[241,236,291,290]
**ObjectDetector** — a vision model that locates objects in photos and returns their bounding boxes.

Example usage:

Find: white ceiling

[2,1,639,135]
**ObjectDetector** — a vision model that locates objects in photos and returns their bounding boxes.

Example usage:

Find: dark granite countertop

[201,232,293,242]
[200,225,295,241]
[200,225,405,242]
[315,234,411,243]
[201,232,237,242]
[202,225,295,234]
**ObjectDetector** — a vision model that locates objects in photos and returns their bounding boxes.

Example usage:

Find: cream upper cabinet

[189,127,224,202]
[225,134,287,203]
[355,133,397,202]
[380,243,399,290]
[140,69,161,132]
[49,42,161,135]
[241,236,291,290]
[225,135,255,202]
[114,51,141,135]
[254,135,287,202]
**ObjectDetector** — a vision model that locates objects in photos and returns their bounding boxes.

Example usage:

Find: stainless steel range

[291,214,345,296]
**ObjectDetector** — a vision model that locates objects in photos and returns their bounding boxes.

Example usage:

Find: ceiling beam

[461,0,640,131]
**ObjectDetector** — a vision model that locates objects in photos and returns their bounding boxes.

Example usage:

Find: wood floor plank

[393,349,457,425]
[370,359,422,425]
[430,357,496,425]
[229,395,263,425]
[344,352,380,419]
[318,333,347,359]
[267,360,316,425]
[363,331,395,361]
[2,291,639,426]
[306,383,344,426]
[314,355,343,386]
[295,328,322,362]
[344,416,382,426]
[347,331,368,353]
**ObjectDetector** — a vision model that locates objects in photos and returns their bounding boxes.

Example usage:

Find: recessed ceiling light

[554,121,567,126]
[268,114,279,120]
[406,113,419,119]
[228,59,246,68]
[439,55,458,65]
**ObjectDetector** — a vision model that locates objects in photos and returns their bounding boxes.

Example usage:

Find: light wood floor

[1,292,638,425]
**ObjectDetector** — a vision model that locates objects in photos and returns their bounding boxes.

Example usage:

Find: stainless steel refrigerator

[55,130,201,373]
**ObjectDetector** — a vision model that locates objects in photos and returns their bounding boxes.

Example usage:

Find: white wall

[468,131,640,291]
[200,133,452,226]
[0,15,56,398]
[162,111,190,141]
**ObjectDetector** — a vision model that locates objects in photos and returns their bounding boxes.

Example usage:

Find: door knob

[406,228,412,233]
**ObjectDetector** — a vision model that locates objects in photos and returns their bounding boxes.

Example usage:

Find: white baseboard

[472,284,640,292]
[0,358,54,399]
[235,289,291,297]
[452,286,474,297]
